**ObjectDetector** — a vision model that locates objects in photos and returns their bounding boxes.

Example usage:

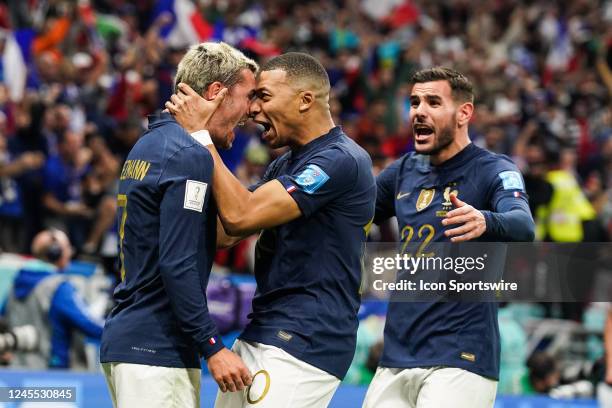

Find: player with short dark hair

[362,67,535,408]
[167,52,375,408]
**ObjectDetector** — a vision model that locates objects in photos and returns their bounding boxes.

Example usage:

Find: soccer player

[166,53,375,407]
[362,67,535,408]
[99,42,258,408]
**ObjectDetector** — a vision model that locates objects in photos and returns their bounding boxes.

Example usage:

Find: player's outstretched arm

[206,144,301,235]
[442,193,535,242]
[165,82,302,234]
[442,194,487,242]
[216,218,246,248]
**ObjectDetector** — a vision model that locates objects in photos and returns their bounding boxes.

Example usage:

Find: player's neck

[292,112,335,149]
[430,133,471,165]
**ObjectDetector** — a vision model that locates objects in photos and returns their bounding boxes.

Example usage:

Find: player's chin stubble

[421,120,455,157]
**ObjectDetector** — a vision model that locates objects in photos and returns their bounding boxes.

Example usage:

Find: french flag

[152,0,214,48]
[1,29,35,102]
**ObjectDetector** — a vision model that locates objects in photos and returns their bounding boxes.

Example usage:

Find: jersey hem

[100,352,201,369]
[239,331,346,380]
[378,359,499,381]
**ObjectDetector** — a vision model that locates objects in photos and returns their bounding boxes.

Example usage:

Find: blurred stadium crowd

[0,0,611,401]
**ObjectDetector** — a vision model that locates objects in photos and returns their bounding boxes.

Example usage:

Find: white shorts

[102,362,200,408]
[215,339,341,408]
[598,382,612,408]
[362,366,498,408]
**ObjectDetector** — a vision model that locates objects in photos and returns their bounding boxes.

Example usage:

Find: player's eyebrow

[255,86,272,95]
[410,94,443,104]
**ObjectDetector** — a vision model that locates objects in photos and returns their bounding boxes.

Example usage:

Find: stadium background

[0,0,611,406]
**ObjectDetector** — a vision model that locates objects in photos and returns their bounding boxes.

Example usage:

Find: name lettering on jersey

[184,180,207,212]
[436,184,459,217]
[416,188,435,212]
[120,160,151,181]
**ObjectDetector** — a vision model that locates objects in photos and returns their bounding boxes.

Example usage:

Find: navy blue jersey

[241,126,375,379]
[375,143,533,380]
[100,113,223,369]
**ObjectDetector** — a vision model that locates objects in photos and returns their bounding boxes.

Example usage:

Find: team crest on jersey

[416,188,435,212]
[437,184,459,217]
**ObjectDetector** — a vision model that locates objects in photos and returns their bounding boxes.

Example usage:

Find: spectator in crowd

[523,352,561,395]
[1,229,103,369]
[0,130,45,252]
[80,132,119,255]
[41,129,116,253]
[41,129,93,233]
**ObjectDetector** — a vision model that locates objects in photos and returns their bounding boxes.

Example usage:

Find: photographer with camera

[1,229,103,368]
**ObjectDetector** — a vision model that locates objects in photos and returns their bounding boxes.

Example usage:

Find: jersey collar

[147,111,177,129]
[432,142,479,171]
[288,126,343,162]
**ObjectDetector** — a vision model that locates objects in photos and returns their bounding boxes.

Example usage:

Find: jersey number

[117,194,128,281]
[400,224,435,257]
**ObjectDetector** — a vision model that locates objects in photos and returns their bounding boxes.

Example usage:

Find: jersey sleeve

[486,157,528,209]
[275,148,357,218]
[481,156,535,242]
[374,159,401,224]
[158,146,224,359]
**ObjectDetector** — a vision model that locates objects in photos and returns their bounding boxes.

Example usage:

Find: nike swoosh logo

[396,192,411,200]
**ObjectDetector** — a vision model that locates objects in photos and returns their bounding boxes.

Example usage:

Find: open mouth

[413,123,434,139]
[254,120,272,138]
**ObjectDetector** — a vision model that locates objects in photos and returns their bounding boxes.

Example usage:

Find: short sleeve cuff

[276,175,313,218]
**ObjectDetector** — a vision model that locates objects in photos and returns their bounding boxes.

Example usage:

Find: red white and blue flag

[1,29,35,102]
[152,0,214,48]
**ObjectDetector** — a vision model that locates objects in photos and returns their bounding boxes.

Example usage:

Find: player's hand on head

[441,193,486,242]
[207,348,252,393]
[165,83,227,134]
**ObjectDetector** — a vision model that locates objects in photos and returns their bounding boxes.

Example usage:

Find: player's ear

[204,82,225,101]
[456,101,474,128]
[298,90,315,113]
